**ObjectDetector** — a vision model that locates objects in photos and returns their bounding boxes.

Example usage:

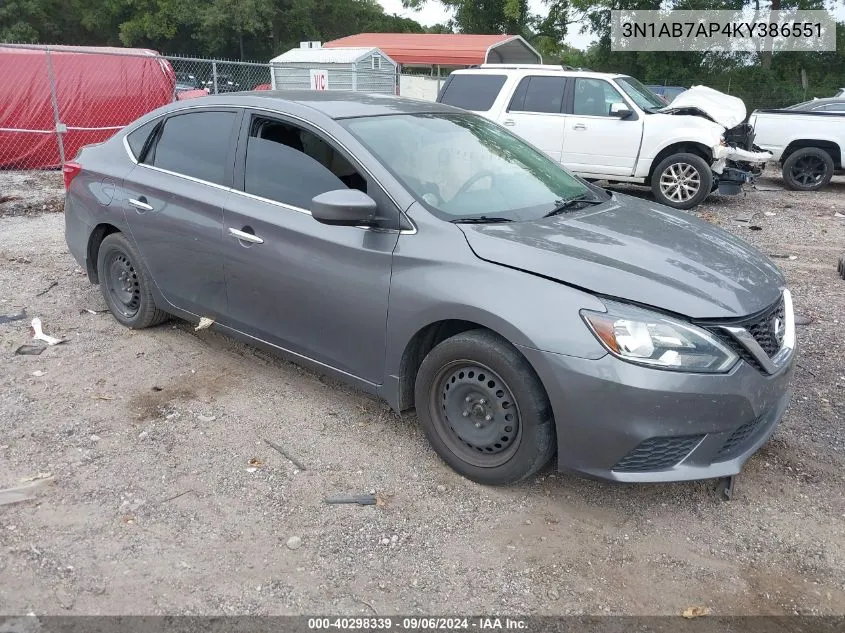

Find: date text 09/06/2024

[307,617,528,630]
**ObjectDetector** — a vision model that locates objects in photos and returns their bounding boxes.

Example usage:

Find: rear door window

[438,74,507,111]
[147,111,237,186]
[509,76,566,114]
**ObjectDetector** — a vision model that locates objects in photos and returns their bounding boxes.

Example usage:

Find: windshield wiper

[543,194,605,218]
[450,216,514,224]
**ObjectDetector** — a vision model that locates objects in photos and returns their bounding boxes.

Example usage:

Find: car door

[562,78,644,176]
[500,76,567,162]
[121,108,240,318]
[220,110,400,384]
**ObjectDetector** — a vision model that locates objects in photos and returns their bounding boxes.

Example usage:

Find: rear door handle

[228,227,264,245]
[573,123,587,131]
[129,197,153,212]
[503,119,515,126]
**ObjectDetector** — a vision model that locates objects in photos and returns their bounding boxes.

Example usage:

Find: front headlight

[581,303,738,373]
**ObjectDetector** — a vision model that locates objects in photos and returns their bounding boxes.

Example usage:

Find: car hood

[458,193,784,319]
[661,85,747,129]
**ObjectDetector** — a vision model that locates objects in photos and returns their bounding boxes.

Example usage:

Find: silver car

[64,92,796,485]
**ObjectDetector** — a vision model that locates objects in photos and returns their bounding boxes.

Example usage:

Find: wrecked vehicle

[64,91,795,486]
[437,66,772,209]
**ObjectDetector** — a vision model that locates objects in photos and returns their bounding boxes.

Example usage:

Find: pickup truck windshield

[617,76,667,112]
[341,113,593,222]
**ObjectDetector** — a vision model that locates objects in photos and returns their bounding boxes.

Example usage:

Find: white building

[269,44,398,95]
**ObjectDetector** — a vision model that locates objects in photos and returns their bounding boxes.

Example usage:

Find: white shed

[269,46,398,95]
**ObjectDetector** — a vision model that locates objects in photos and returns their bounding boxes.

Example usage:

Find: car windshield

[340,113,594,221]
[616,76,667,112]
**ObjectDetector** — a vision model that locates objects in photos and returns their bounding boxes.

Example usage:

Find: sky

[376,0,600,50]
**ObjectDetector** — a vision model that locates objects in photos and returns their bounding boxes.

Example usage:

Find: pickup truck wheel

[414,329,555,485]
[782,147,834,191]
[651,153,713,210]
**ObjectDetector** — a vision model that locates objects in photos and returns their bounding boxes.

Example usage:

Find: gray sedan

[63,91,796,485]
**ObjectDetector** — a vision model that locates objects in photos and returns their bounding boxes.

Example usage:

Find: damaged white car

[437,67,772,209]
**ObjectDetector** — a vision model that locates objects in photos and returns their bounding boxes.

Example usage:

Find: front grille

[746,298,785,357]
[715,417,766,461]
[719,338,765,372]
[613,435,705,472]
[705,295,786,372]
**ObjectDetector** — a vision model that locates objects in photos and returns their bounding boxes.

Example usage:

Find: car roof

[451,65,626,81]
[180,90,462,119]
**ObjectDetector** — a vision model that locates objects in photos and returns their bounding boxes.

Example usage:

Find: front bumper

[518,345,795,482]
[711,145,773,195]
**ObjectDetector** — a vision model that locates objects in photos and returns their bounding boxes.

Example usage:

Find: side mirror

[311,189,378,227]
[610,102,633,119]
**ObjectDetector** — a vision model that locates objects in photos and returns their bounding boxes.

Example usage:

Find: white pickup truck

[749,108,844,191]
[437,65,772,209]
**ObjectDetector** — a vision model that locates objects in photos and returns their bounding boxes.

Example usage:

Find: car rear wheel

[651,153,713,210]
[414,329,555,485]
[97,232,168,329]
[782,147,834,191]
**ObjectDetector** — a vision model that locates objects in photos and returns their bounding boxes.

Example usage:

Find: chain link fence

[0,44,278,171]
[0,43,450,172]
[3,42,819,174]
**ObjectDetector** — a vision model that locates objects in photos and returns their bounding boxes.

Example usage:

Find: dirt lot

[0,168,844,617]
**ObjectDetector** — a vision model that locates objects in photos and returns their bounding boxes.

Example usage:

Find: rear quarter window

[125,119,161,161]
[438,74,507,111]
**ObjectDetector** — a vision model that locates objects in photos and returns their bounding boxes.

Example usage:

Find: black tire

[650,152,713,210]
[838,253,845,280]
[414,329,556,485]
[782,147,834,191]
[97,232,168,329]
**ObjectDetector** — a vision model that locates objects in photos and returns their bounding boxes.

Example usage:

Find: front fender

[640,115,725,162]
[382,209,609,403]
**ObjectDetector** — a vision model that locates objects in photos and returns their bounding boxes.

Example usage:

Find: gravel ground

[0,168,843,617]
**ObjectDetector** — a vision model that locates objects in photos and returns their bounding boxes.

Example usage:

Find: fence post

[212,61,219,94]
[45,48,66,166]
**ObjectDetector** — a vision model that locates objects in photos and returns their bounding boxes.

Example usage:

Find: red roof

[323,33,531,66]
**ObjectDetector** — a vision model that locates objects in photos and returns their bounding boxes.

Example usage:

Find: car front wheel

[414,329,556,485]
[97,232,168,329]
[782,147,834,191]
[651,152,713,209]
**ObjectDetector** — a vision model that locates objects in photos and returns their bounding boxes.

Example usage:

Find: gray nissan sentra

[63,91,796,486]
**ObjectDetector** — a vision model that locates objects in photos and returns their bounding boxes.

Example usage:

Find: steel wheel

[659,162,701,204]
[103,249,141,319]
[789,154,826,187]
[430,360,522,468]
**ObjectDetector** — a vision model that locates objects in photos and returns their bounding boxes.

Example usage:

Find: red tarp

[0,45,176,169]
[176,88,210,100]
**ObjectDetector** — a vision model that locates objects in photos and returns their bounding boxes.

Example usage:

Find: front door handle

[129,197,153,212]
[228,226,264,245]
[503,119,516,126]
[573,123,587,131]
